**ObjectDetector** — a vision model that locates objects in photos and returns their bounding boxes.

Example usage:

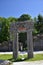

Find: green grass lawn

[0,54,12,60]
[26,54,43,61]
[0,54,43,62]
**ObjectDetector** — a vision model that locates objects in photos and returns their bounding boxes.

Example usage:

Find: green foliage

[18,14,31,21]
[7,17,18,22]
[35,14,43,34]
[0,17,18,42]
[0,17,10,42]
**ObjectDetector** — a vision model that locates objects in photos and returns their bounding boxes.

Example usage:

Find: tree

[18,14,31,21]
[32,17,38,35]
[7,17,18,22]
[0,17,10,42]
[35,14,43,34]
[0,17,18,43]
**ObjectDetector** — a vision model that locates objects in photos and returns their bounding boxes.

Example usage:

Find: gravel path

[0,51,43,54]
[13,60,43,65]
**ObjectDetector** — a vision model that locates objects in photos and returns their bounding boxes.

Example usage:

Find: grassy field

[26,54,43,61]
[0,54,12,60]
[0,54,43,62]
